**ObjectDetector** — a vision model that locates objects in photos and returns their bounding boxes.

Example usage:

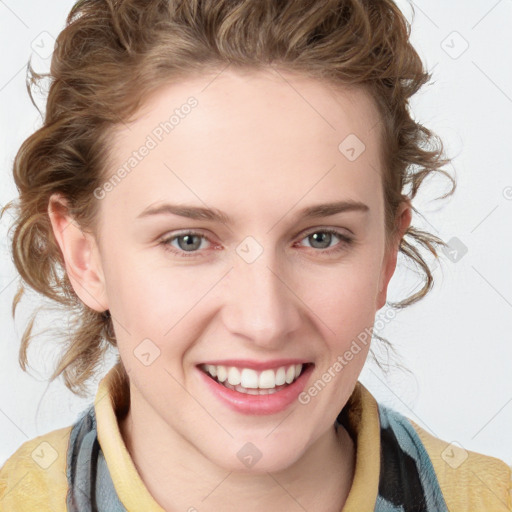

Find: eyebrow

[136,200,369,224]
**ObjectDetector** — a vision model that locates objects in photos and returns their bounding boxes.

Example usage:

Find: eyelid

[298,225,353,240]
[159,229,216,251]
[159,226,354,258]
[294,226,354,253]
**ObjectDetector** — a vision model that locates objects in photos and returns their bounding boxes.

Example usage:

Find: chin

[204,437,306,475]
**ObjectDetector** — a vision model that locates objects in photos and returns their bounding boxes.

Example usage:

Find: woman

[1,0,510,510]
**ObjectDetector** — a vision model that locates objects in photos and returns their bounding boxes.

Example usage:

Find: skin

[48,67,411,512]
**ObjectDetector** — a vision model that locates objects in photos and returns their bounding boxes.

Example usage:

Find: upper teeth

[201,364,304,389]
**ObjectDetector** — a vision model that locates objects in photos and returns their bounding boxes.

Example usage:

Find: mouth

[197,362,314,395]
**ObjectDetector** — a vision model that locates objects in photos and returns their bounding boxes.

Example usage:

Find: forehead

[104,67,383,224]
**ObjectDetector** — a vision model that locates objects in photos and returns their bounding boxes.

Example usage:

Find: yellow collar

[94,362,382,511]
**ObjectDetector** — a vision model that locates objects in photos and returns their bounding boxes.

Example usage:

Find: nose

[221,250,302,350]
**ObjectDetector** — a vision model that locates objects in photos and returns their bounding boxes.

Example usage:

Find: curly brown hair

[2,0,455,397]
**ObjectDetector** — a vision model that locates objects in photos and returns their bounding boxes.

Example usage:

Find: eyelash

[159,228,354,259]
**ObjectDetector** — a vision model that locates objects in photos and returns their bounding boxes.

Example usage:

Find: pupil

[179,234,200,251]
[311,232,330,249]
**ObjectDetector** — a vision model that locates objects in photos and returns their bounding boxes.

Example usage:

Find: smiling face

[50,66,410,475]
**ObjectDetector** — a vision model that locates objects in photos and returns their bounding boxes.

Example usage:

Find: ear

[48,193,108,313]
[376,200,412,310]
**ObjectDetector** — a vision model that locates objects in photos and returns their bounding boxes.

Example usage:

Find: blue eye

[160,232,209,257]
[298,228,353,255]
[159,228,353,258]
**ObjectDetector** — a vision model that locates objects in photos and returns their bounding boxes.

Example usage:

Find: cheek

[107,258,215,355]
[298,253,383,369]
[101,251,185,345]
[304,253,381,319]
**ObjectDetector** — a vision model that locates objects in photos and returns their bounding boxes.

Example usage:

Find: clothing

[1,362,510,511]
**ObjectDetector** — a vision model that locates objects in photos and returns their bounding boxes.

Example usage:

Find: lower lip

[196,364,314,415]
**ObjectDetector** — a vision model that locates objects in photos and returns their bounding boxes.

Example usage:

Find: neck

[119,400,355,512]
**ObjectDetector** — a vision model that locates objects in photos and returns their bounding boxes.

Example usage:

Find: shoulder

[408,417,512,511]
[0,425,72,512]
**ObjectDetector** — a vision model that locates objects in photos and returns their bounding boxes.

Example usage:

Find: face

[52,67,409,473]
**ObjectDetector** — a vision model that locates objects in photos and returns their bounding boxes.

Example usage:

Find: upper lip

[198,359,313,371]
